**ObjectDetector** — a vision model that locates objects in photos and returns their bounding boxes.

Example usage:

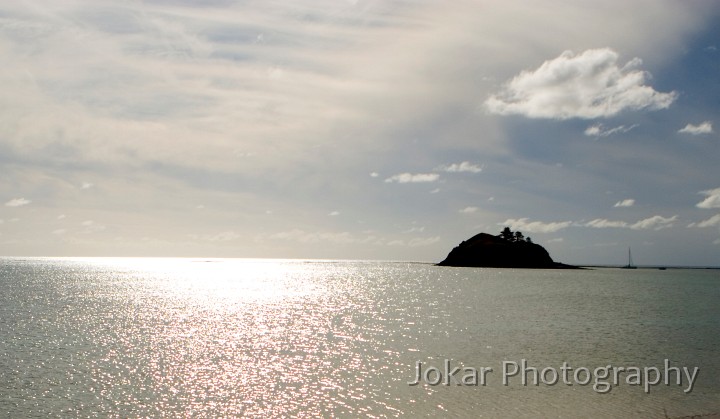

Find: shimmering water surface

[1,258,719,418]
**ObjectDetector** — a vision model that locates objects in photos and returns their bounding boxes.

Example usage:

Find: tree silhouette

[499,227,513,241]
[498,227,533,243]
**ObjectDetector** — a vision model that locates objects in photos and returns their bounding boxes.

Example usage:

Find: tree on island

[498,226,533,243]
[499,227,514,241]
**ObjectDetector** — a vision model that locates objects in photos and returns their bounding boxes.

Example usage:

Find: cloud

[81,182,94,189]
[459,206,479,214]
[369,172,379,178]
[407,236,440,247]
[436,162,483,173]
[5,198,31,207]
[402,226,425,234]
[204,231,241,242]
[690,214,720,228]
[614,199,635,207]
[500,218,572,233]
[80,220,106,233]
[586,215,677,230]
[264,228,439,248]
[484,48,677,119]
[267,229,357,245]
[584,123,639,138]
[328,211,340,216]
[630,215,677,230]
[585,219,629,228]
[384,173,440,183]
[697,188,720,209]
[385,236,441,247]
[678,121,713,135]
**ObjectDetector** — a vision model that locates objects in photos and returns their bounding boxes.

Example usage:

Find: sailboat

[622,247,637,269]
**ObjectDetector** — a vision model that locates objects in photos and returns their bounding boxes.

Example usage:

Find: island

[437,227,579,269]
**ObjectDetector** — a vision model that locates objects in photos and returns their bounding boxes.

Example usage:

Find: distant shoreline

[578,265,720,270]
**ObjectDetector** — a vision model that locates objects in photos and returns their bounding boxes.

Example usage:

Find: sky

[1,0,719,266]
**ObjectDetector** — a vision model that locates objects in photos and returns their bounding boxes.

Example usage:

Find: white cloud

[502,215,676,233]
[384,236,440,247]
[81,182,93,189]
[584,123,639,138]
[583,125,602,136]
[691,214,720,228]
[80,220,106,233]
[485,48,677,119]
[5,198,31,207]
[585,219,629,228]
[630,215,677,230]
[264,228,439,248]
[678,121,713,135]
[370,172,379,178]
[500,218,572,233]
[407,236,440,247]
[459,206,479,214]
[328,211,340,216]
[402,227,425,234]
[205,231,241,242]
[267,229,357,245]
[186,231,243,242]
[586,215,677,230]
[614,199,635,208]
[436,161,483,173]
[697,188,720,209]
[429,188,441,194]
[384,173,440,183]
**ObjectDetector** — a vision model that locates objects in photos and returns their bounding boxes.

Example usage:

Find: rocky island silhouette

[438,227,579,269]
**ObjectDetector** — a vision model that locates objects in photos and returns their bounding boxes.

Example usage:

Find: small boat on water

[622,247,637,269]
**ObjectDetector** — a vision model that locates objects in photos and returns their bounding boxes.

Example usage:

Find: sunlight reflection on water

[68,259,381,416]
[1,258,414,417]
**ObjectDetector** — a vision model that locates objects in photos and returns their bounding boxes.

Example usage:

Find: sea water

[0,257,719,418]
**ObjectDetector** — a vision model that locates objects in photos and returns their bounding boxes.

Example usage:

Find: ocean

[1,257,718,418]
